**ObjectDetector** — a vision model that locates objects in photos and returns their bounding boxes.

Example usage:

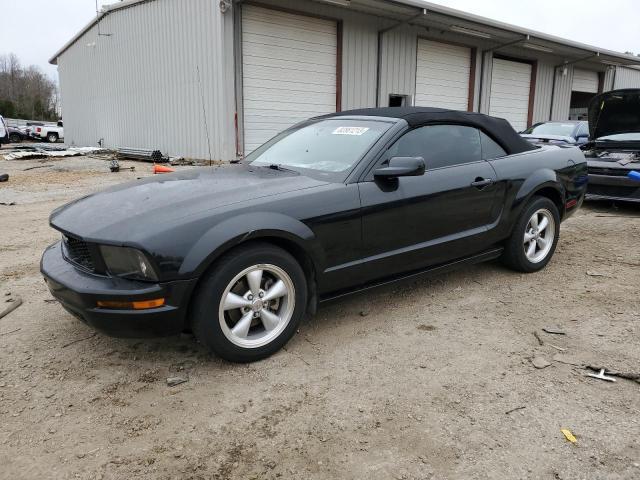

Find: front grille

[63,236,95,271]
[588,166,632,177]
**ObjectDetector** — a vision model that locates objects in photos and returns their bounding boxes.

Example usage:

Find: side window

[387,125,482,169]
[480,131,507,160]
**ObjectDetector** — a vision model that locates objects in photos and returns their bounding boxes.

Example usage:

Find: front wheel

[502,196,560,273]
[191,243,308,362]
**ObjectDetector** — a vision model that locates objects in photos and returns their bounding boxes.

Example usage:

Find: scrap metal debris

[117,147,168,163]
[586,365,640,384]
[586,368,617,383]
[2,145,108,161]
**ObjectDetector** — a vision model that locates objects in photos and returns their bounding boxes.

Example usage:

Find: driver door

[357,124,501,281]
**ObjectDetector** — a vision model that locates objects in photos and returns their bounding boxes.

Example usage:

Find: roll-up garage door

[489,58,532,132]
[415,39,471,110]
[241,5,338,154]
[572,69,599,93]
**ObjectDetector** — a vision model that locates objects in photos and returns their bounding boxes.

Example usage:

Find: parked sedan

[41,107,587,362]
[521,121,589,145]
[582,89,640,203]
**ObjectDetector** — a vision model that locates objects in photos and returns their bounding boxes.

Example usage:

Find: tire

[502,196,560,273]
[191,242,308,362]
[47,133,59,143]
[9,134,21,143]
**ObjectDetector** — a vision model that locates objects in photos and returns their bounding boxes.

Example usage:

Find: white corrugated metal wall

[614,66,640,88]
[57,0,235,160]
[55,0,640,160]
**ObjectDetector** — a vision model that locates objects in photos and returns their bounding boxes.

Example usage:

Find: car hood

[50,165,328,243]
[588,89,640,140]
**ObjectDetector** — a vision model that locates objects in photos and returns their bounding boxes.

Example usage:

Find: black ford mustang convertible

[41,107,587,362]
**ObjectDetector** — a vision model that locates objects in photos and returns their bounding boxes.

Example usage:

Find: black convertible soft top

[328,107,536,155]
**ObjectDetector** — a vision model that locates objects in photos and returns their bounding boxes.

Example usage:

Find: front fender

[179,212,324,277]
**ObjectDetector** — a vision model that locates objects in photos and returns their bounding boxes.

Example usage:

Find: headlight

[99,246,159,281]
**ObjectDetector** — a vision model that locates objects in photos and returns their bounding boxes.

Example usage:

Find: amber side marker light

[96,298,165,310]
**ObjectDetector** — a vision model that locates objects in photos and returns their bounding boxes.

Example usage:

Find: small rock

[542,327,566,335]
[166,374,188,387]
[417,324,435,332]
[531,356,551,369]
[359,310,369,317]
[76,453,86,459]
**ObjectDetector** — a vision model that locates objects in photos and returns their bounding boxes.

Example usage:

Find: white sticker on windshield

[332,126,370,136]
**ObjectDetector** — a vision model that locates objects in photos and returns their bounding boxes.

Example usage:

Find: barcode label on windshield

[332,127,369,136]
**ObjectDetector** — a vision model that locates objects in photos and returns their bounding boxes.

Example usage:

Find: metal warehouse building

[50,0,640,161]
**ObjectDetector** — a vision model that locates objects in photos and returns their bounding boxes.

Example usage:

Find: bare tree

[0,53,59,121]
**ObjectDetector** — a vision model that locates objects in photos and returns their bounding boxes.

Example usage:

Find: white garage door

[241,5,338,154]
[572,69,599,93]
[415,39,471,110]
[489,58,532,132]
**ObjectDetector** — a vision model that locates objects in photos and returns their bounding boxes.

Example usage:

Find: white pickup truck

[32,121,64,143]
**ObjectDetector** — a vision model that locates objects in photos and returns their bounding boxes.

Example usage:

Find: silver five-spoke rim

[524,208,555,263]
[218,264,295,348]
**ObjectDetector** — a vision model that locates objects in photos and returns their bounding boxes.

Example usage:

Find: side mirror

[374,156,425,179]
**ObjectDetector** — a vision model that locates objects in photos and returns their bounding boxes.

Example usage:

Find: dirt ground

[0,153,639,480]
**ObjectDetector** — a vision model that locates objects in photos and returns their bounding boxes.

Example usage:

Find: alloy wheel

[523,208,555,263]
[218,264,295,348]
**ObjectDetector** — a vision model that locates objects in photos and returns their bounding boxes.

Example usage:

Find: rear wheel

[502,196,560,272]
[47,132,59,143]
[9,133,21,143]
[191,243,307,362]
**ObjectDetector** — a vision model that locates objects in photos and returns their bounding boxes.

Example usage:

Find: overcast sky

[1,0,639,81]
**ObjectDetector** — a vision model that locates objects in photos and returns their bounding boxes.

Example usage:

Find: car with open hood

[41,107,587,362]
[582,89,640,202]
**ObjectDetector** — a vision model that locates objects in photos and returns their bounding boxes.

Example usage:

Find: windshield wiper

[267,164,298,173]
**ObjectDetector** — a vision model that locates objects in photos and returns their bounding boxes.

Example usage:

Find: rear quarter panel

[488,145,587,240]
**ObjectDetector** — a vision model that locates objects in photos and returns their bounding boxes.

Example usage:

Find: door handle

[471,177,494,189]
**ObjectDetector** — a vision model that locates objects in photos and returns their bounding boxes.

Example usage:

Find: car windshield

[597,132,640,141]
[247,119,393,174]
[524,123,577,137]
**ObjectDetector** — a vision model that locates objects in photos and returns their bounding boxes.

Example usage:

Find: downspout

[375,9,426,107]
[549,52,599,121]
[477,35,529,114]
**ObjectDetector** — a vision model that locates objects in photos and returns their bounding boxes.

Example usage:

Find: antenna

[196,66,214,166]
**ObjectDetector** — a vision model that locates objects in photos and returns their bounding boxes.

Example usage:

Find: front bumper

[40,241,197,337]
[587,173,640,203]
